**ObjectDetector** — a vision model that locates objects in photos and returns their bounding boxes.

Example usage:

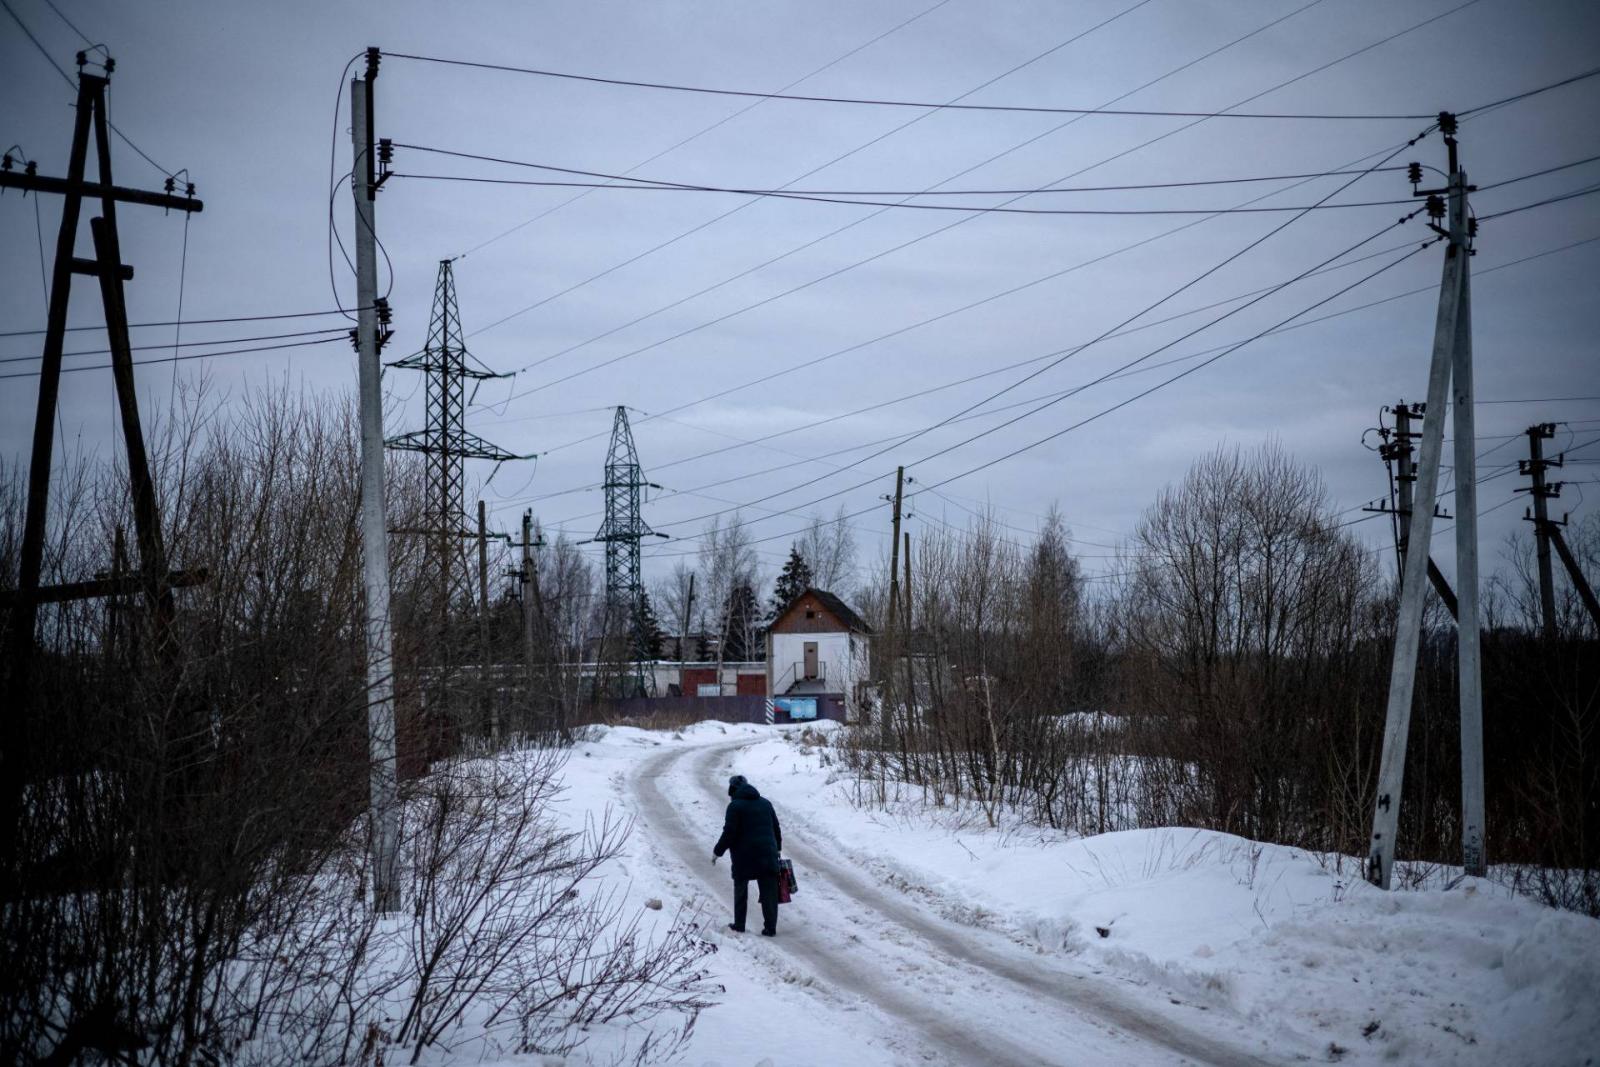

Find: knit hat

[727,774,748,797]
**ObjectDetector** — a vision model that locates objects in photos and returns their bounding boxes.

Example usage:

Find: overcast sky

[3,0,1597,595]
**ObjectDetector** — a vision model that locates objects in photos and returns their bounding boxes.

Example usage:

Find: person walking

[713,774,783,936]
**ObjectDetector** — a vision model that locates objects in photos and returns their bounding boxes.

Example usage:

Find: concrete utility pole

[1450,173,1486,881]
[1522,424,1560,639]
[352,48,400,914]
[1368,116,1484,888]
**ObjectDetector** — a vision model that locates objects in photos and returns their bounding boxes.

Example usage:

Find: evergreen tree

[770,546,814,615]
[722,582,762,661]
[631,590,666,660]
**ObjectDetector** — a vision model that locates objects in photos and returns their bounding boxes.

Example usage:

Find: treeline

[849,443,1599,915]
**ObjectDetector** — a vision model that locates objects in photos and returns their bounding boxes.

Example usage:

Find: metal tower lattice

[388,259,518,611]
[592,406,665,695]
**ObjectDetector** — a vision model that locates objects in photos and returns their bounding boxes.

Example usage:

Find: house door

[803,641,818,679]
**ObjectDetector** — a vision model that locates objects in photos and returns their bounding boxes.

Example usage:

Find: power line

[393,152,1600,216]
[393,144,1412,196]
[518,226,1597,529]
[0,0,180,181]
[1477,395,1600,405]
[463,0,1169,344]
[546,139,1430,533]
[451,0,957,261]
[396,170,1418,216]
[0,307,368,339]
[1478,182,1600,222]
[1457,64,1600,116]
[0,326,352,366]
[0,334,346,381]
[652,219,1433,542]
[384,49,1438,120]
[643,236,1434,560]
[476,1,1470,410]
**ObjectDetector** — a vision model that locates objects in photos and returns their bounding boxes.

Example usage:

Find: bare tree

[698,513,759,678]
[798,504,858,594]
[653,559,698,665]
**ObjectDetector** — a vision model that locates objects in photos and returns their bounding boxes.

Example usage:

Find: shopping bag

[778,857,797,903]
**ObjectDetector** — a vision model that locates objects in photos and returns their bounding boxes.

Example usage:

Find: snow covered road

[632,737,1286,1066]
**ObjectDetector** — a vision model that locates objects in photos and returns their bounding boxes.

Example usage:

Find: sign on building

[775,696,817,721]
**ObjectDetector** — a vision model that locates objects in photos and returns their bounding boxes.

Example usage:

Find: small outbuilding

[765,589,873,723]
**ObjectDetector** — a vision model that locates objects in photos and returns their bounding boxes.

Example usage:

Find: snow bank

[729,731,1600,1066]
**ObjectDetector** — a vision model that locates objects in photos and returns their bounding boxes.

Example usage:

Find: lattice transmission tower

[388,259,519,621]
[592,406,666,696]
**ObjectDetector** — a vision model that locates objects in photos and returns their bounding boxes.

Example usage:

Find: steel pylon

[592,406,664,696]
[388,259,519,618]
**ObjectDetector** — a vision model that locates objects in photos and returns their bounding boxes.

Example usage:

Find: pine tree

[631,591,665,660]
[770,546,814,615]
[722,582,762,661]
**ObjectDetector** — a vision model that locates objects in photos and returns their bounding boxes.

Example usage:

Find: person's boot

[727,923,744,933]
[760,927,776,937]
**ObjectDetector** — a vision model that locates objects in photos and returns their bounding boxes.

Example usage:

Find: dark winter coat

[714,782,782,880]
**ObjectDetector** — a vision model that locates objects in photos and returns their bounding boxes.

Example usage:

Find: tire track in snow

[634,740,1068,1067]
[636,737,1285,1066]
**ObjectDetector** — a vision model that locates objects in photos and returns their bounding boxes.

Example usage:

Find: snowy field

[454,721,1599,1066]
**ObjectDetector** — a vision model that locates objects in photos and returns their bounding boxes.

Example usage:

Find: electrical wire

[452,0,957,261]
[1457,64,1600,117]
[565,213,1427,542]
[647,214,1434,541]
[0,334,346,380]
[32,186,49,308]
[0,0,179,181]
[167,210,191,403]
[464,0,1172,348]
[383,50,1437,120]
[640,236,1437,559]
[0,307,368,339]
[393,144,1413,197]
[0,326,352,366]
[395,171,1419,216]
[515,227,1597,535]
[1478,182,1600,222]
[548,135,1433,534]
[328,54,362,320]
[476,0,1470,409]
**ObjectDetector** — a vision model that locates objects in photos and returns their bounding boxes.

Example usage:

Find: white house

[765,589,873,723]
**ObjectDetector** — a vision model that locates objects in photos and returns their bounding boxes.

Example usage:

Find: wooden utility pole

[885,466,906,638]
[1372,402,1458,619]
[1521,424,1561,639]
[352,47,400,913]
[1368,116,1485,888]
[477,499,495,742]
[520,510,538,692]
[902,530,916,712]
[1519,427,1600,632]
[681,572,696,692]
[1,56,203,833]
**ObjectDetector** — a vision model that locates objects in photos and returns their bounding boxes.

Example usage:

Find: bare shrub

[382,745,716,1062]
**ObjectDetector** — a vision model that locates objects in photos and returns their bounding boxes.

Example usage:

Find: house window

[805,609,816,619]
